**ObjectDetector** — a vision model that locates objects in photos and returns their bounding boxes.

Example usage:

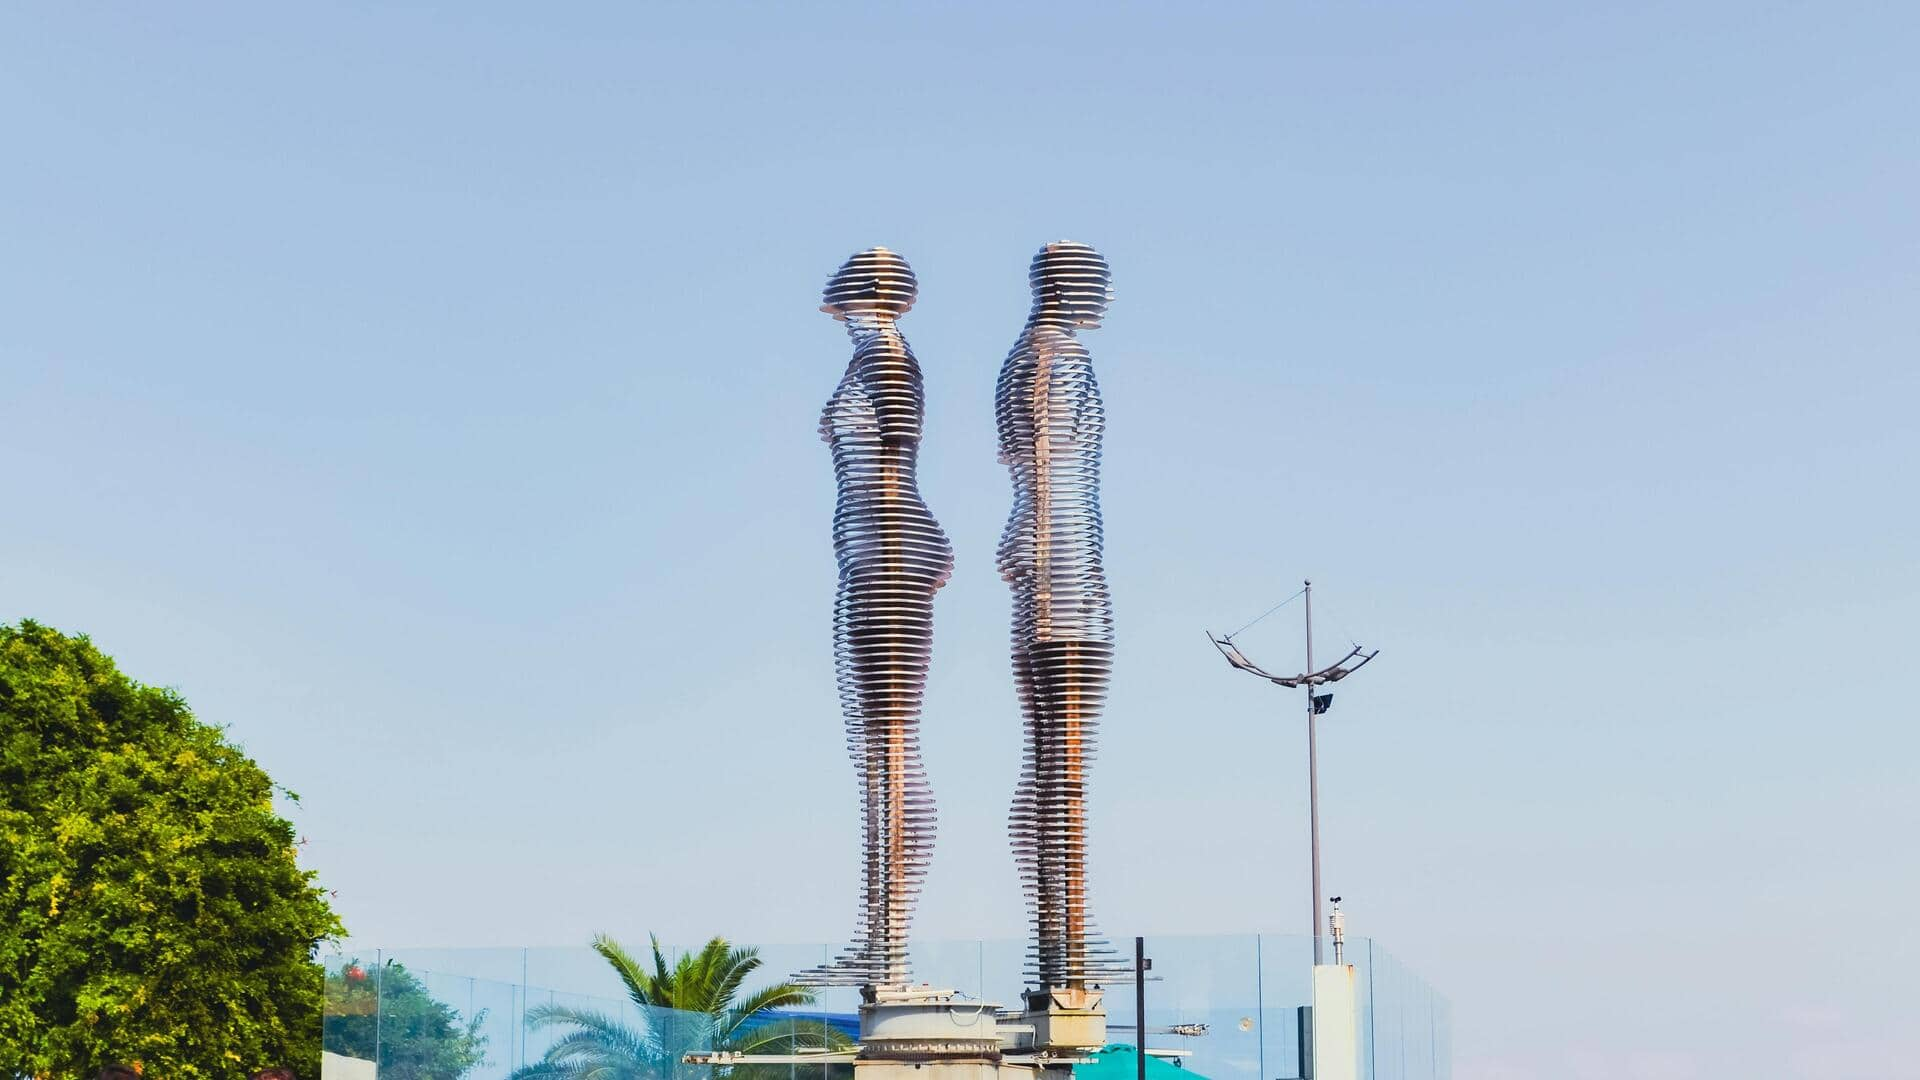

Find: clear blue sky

[3,4,1914,1077]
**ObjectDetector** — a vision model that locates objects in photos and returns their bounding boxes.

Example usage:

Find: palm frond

[507,1062,584,1080]
[726,1016,852,1056]
[559,929,839,1080]
[526,1003,631,1033]
[545,1026,659,1066]
[594,933,661,1009]
[722,982,817,1041]
[710,943,763,1018]
[682,938,733,1014]
[531,1005,672,1059]
[650,933,674,1001]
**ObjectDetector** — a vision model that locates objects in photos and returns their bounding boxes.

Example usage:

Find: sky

[2,3,1916,1077]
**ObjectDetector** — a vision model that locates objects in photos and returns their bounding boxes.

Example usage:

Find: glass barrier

[321,935,1445,1080]
[1353,939,1452,1080]
[321,955,719,1080]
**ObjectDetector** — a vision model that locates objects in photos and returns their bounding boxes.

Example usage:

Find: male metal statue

[997,241,1124,993]
[804,248,954,990]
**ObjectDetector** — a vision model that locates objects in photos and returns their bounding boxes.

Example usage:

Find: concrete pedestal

[1017,987,1108,1054]
[855,988,1010,1080]
[684,986,1091,1080]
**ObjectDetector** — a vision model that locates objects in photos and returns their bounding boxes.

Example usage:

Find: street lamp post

[1209,580,1378,965]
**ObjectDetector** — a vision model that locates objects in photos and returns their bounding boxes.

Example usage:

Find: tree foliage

[511,936,849,1080]
[0,620,344,1078]
[323,959,488,1079]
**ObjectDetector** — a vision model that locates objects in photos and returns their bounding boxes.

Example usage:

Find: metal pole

[1255,933,1266,1080]
[373,951,383,1072]
[1135,936,1148,1080]
[1304,580,1323,966]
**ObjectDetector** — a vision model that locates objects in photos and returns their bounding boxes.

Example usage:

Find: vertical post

[1135,936,1148,1080]
[373,950,384,1073]
[1255,934,1266,1080]
[1304,580,1323,966]
[1297,1006,1314,1080]
[1366,938,1377,1080]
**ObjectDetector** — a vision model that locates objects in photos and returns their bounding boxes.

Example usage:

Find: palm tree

[510,935,851,1080]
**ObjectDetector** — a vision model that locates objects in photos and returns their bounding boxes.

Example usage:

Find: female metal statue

[806,248,953,989]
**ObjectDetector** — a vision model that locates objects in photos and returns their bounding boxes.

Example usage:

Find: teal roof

[1072,1045,1204,1080]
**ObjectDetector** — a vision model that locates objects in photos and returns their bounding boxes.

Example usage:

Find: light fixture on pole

[1208,580,1378,966]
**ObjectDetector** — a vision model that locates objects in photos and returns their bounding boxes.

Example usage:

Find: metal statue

[803,247,954,989]
[997,241,1125,990]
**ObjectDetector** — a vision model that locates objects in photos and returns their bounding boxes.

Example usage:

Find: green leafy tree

[512,935,850,1080]
[324,959,489,1079]
[0,620,344,1079]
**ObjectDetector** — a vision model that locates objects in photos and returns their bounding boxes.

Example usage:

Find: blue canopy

[748,1009,862,1040]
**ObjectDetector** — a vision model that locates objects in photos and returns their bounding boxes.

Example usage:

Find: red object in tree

[345,965,366,982]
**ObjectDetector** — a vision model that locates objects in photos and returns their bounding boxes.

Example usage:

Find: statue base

[684,986,1097,1080]
[1016,987,1108,1055]
[855,987,1007,1080]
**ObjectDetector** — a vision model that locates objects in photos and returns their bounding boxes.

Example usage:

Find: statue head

[1028,241,1111,328]
[821,247,918,321]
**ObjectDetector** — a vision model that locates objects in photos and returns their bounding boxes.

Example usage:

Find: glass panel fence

[321,954,715,1080]
[1353,939,1452,1080]
[321,935,1445,1080]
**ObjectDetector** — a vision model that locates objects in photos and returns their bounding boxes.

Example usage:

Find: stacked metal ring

[997,242,1129,989]
[801,248,954,989]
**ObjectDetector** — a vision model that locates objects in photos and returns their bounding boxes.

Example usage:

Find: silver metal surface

[1306,582,1321,966]
[801,248,954,989]
[998,241,1127,990]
